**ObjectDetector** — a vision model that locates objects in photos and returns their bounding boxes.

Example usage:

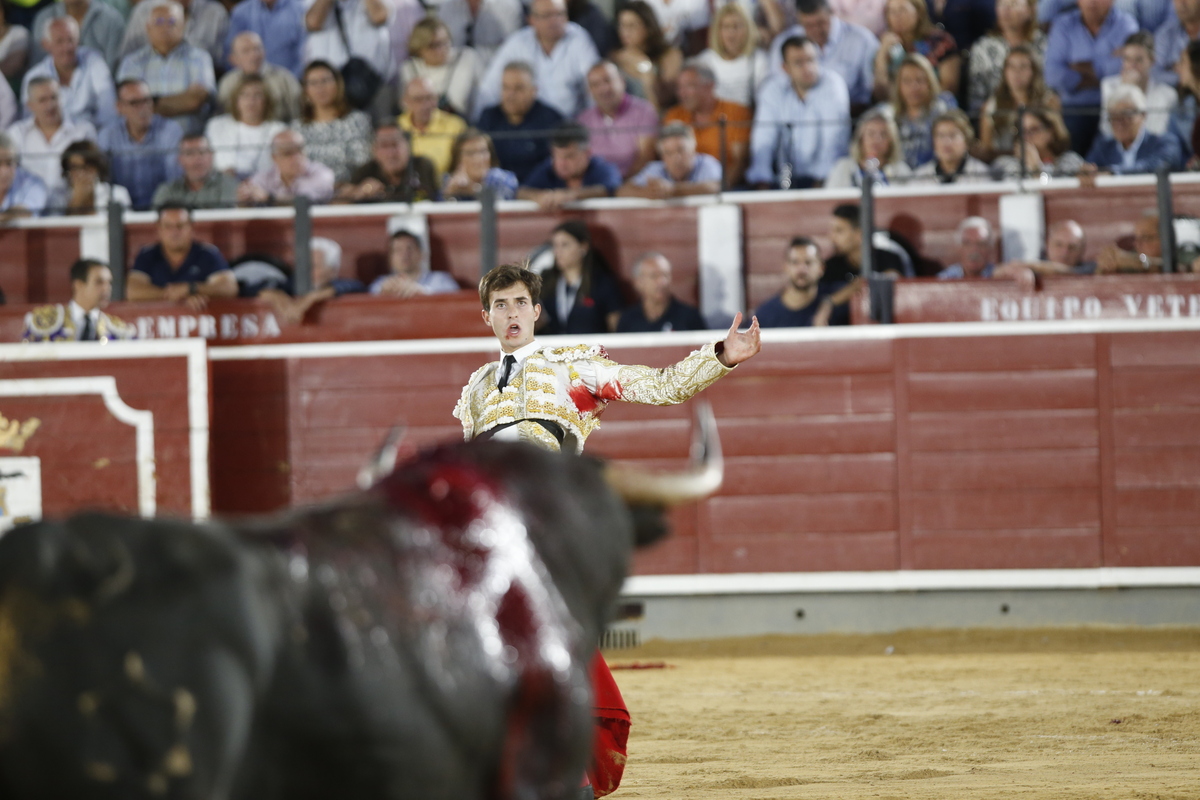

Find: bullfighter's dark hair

[479,263,542,309]
[70,258,108,285]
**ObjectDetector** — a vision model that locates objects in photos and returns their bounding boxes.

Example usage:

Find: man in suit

[1082,83,1182,176]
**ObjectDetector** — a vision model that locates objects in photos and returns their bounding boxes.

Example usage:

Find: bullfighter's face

[483,281,541,353]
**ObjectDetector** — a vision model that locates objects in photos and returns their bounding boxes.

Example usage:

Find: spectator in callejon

[225,0,307,78]
[0,132,48,220]
[475,61,563,184]
[292,60,373,184]
[911,110,992,183]
[369,227,461,296]
[517,122,622,210]
[127,203,238,310]
[535,218,624,334]
[259,236,367,324]
[152,134,239,209]
[576,60,658,180]
[398,75,467,180]
[825,107,912,187]
[665,61,752,187]
[1082,84,1182,176]
[23,258,136,341]
[825,202,909,284]
[755,235,850,327]
[617,122,722,198]
[997,219,1093,275]
[7,77,95,195]
[46,139,131,214]
[100,78,184,210]
[340,123,439,203]
[747,35,850,189]
[205,74,287,179]
[616,252,707,333]
[441,128,518,200]
[22,16,117,132]
[218,31,303,123]
[116,1,217,136]
[238,128,335,204]
[938,216,999,279]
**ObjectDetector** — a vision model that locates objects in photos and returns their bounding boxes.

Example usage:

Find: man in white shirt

[6,77,97,193]
[438,0,523,64]
[22,16,117,131]
[768,0,879,108]
[121,0,229,66]
[473,0,599,120]
[303,0,395,81]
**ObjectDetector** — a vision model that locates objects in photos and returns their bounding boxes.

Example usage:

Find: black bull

[0,434,720,800]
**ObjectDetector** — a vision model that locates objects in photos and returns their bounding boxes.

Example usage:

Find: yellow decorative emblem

[0,413,40,452]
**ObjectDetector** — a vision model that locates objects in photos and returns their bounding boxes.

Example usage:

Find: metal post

[107,200,126,300]
[1156,165,1175,273]
[479,184,497,276]
[1016,104,1027,183]
[718,116,728,192]
[293,196,312,294]
[860,168,875,280]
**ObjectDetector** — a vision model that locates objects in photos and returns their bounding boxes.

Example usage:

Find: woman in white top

[694,3,768,107]
[205,74,287,180]
[46,140,131,215]
[399,16,481,121]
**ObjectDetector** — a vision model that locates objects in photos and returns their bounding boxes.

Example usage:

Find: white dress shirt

[473,22,599,120]
[6,116,98,192]
[21,47,118,130]
[303,0,396,80]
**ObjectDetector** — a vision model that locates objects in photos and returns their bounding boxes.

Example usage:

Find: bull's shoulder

[538,344,611,364]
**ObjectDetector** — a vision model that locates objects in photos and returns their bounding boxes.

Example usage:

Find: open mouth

[507,324,521,337]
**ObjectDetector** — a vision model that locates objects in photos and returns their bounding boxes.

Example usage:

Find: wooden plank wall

[206,327,1200,574]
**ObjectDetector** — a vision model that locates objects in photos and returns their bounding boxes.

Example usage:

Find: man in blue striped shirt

[99,78,184,210]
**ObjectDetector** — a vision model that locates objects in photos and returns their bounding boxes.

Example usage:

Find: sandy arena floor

[606,628,1200,799]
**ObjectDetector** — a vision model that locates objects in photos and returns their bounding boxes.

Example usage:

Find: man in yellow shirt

[397,75,467,180]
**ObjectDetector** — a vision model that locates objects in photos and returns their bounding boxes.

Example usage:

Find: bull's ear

[627,503,670,548]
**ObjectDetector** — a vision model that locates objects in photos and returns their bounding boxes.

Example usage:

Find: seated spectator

[825,202,908,284]
[967,0,1045,113]
[978,45,1060,161]
[1044,0,1138,155]
[302,0,393,112]
[399,15,482,121]
[29,0,124,72]
[0,5,29,83]
[205,75,287,179]
[398,75,468,180]
[441,128,518,200]
[937,216,998,278]
[637,0,710,47]
[825,107,913,187]
[473,0,600,120]
[238,128,335,204]
[831,0,887,34]
[340,123,438,203]
[217,32,303,123]
[439,0,522,65]
[1082,84,1182,176]
[1100,32,1177,139]
[611,1,683,112]
[754,235,850,327]
[617,122,722,198]
[1153,0,1200,87]
[883,52,954,169]
[224,0,306,78]
[1096,209,1166,272]
[517,122,621,210]
[117,1,216,136]
[577,61,658,180]
[569,0,616,56]
[259,237,367,324]
[748,36,850,189]
[22,258,135,342]
[46,139,131,214]
[997,219,1093,275]
[992,107,1086,177]
[22,17,117,132]
[1169,40,1200,166]
[911,110,992,183]
[7,77,96,194]
[293,60,373,184]
[768,0,879,110]
[476,61,563,184]
[127,203,238,309]
[0,132,48,220]
[121,0,229,67]
[99,78,184,210]
[696,2,769,108]
[369,228,461,296]
[151,134,239,209]
[873,0,960,101]
[616,252,707,332]
[535,218,623,334]
[665,61,752,187]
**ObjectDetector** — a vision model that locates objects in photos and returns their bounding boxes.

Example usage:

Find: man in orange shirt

[663,61,752,188]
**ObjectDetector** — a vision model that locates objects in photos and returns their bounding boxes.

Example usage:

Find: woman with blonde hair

[399,15,482,120]
[886,52,957,169]
[694,3,769,107]
[826,108,913,186]
[205,74,287,179]
[978,45,1059,161]
[874,0,960,100]
[967,0,1045,113]
[912,109,992,182]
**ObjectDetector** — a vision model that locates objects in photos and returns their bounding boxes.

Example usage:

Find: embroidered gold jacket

[454,342,732,453]
[21,304,137,343]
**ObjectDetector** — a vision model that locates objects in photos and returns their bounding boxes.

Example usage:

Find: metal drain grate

[600,627,641,650]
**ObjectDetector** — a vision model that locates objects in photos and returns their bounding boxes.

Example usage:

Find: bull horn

[604,402,723,506]
[357,424,406,489]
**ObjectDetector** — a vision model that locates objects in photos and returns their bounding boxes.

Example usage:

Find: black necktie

[497,355,516,391]
[80,314,96,341]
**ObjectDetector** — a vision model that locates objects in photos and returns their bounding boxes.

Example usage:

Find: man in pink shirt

[575,61,658,179]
